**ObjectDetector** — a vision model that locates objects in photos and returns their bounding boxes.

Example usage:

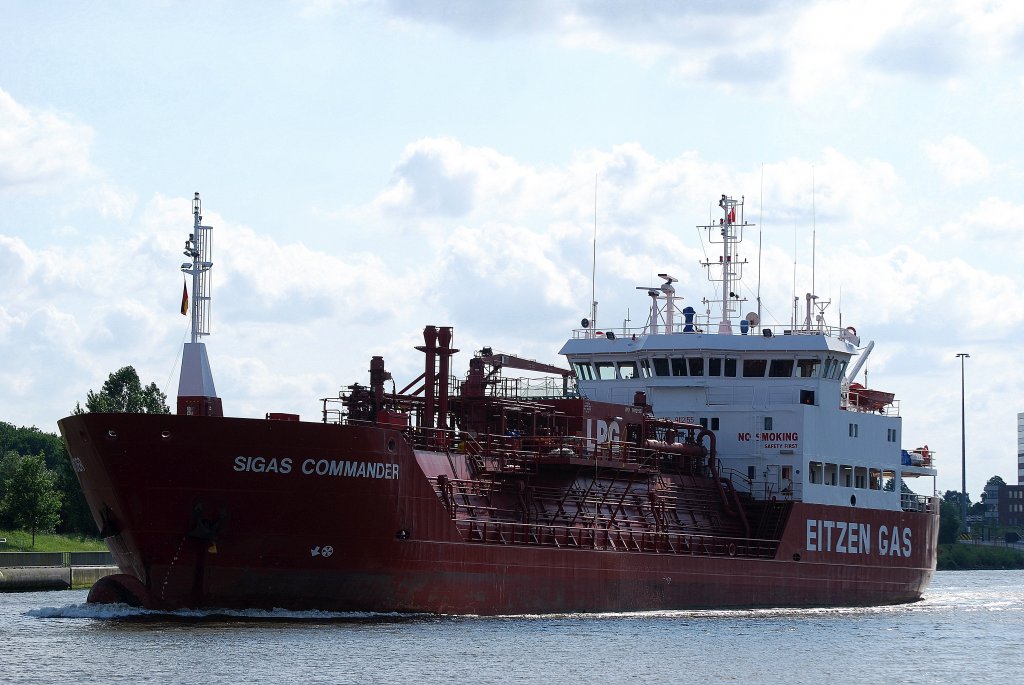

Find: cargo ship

[59,193,939,613]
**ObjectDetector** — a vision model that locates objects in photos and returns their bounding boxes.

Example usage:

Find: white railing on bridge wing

[572,322,851,341]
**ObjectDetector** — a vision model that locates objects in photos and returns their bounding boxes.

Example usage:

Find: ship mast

[183,193,213,344]
[699,194,751,334]
[177,192,223,417]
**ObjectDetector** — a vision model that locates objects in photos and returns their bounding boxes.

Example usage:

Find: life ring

[727,543,736,557]
[845,326,857,338]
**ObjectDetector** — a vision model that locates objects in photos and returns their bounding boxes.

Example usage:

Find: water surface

[3,570,1021,684]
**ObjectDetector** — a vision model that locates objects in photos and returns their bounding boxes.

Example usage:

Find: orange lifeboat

[848,382,895,412]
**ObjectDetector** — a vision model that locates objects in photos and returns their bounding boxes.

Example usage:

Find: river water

[2,570,1021,684]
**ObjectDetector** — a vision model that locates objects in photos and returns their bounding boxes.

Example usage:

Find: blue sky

[3,0,1023,499]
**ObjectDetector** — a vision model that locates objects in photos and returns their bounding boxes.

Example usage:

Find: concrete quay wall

[0,565,119,592]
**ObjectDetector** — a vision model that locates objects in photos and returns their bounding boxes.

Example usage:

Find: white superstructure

[560,194,936,513]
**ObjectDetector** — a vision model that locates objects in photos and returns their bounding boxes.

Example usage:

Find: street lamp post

[956,352,970,533]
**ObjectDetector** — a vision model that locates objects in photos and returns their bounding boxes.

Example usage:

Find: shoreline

[0,566,118,592]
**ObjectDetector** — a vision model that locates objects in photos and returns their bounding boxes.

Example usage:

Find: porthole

[387,438,396,453]
[792,553,801,562]
[106,429,118,439]
[160,430,171,439]
[850,494,857,506]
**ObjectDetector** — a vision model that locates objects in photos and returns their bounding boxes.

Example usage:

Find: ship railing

[357,418,697,474]
[900,447,936,469]
[446,431,661,472]
[716,468,798,502]
[718,467,754,495]
[570,320,856,341]
[480,375,577,400]
[901,493,938,514]
[841,391,901,417]
[453,519,779,558]
[321,396,346,424]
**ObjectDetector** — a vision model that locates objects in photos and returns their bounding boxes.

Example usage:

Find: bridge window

[841,465,853,487]
[869,468,882,490]
[809,461,823,484]
[824,463,838,486]
[639,359,652,378]
[797,358,821,378]
[688,357,704,376]
[854,466,867,489]
[653,358,669,377]
[882,469,896,491]
[708,357,721,376]
[573,362,594,380]
[769,359,794,377]
[618,361,639,379]
[671,357,687,376]
[594,361,617,380]
[724,358,737,377]
[743,359,767,377]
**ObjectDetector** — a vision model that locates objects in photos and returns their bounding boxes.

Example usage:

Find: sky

[2,0,1023,500]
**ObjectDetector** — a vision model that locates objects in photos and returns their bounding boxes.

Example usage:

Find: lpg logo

[585,419,620,452]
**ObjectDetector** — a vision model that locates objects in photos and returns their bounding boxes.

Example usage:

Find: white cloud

[73,183,138,222]
[343,1,1024,100]
[0,127,1018,496]
[0,87,96,192]
[922,135,992,186]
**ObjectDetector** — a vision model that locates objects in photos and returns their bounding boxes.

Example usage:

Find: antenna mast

[699,194,750,334]
[182,192,213,344]
[811,167,816,298]
[590,175,598,338]
[757,165,764,326]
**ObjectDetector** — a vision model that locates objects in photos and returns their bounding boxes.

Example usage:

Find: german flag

[181,282,189,316]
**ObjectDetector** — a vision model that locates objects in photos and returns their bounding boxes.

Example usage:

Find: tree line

[938,475,1009,544]
[0,366,168,546]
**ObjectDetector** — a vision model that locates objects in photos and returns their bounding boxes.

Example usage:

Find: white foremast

[183,192,213,344]
[176,192,222,416]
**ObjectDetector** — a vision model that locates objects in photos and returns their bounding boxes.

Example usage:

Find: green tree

[0,453,63,546]
[987,475,1007,488]
[0,422,64,468]
[0,450,19,528]
[74,366,170,414]
[942,489,971,511]
[1,421,94,537]
[938,497,963,544]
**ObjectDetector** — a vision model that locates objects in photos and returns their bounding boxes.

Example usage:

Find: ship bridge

[558,193,933,514]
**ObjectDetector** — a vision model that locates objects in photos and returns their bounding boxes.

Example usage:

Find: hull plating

[59,412,938,614]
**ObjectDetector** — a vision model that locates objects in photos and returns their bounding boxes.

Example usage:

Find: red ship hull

[59,412,938,614]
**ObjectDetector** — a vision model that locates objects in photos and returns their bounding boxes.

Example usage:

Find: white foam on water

[25,602,421,621]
